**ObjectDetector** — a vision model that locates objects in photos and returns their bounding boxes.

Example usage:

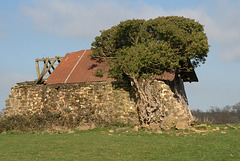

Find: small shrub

[94,69,104,77]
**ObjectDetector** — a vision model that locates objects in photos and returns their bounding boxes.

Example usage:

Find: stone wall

[5,79,192,129]
[5,81,139,126]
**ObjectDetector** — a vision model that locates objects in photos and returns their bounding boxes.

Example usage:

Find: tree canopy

[91,16,210,79]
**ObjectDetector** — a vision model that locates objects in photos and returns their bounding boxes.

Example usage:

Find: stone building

[5,49,198,129]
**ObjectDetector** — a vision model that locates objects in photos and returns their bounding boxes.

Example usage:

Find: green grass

[0,125,239,161]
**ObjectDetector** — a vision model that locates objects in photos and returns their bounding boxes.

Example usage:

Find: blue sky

[1,0,240,111]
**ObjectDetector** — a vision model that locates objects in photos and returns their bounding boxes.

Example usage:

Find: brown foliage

[191,103,240,124]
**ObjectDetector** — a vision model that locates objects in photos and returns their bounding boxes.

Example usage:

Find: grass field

[0,125,239,161]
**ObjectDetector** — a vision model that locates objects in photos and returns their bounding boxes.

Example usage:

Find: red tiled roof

[45,49,115,84]
[45,49,198,84]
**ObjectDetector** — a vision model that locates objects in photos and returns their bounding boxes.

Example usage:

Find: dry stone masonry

[5,79,192,129]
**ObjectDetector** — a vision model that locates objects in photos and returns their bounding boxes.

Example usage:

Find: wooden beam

[36,58,57,84]
[44,59,57,76]
[48,61,55,71]
[35,56,63,84]
[35,60,40,78]
[35,56,64,62]
[36,57,49,84]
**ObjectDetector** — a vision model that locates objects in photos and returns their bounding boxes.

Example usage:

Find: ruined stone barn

[5,49,198,129]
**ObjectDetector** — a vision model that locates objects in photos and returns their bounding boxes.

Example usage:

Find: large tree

[91,16,210,129]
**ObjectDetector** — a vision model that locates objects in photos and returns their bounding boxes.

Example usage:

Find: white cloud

[21,0,240,61]
[163,0,240,61]
[21,0,166,38]
[208,0,240,61]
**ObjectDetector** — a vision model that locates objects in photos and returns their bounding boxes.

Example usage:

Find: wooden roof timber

[35,56,64,84]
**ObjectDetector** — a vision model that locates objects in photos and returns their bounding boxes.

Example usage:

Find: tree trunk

[131,75,193,130]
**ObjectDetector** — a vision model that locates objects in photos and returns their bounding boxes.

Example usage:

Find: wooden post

[36,58,58,84]
[35,56,64,84]
[36,57,49,84]
[35,60,40,78]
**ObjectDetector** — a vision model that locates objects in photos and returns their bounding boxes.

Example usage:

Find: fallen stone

[116,127,129,132]
[76,123,96,131]
[226,124,237,130]
[152,127,162,133]
[215,127,220,131]
[190,127,205,133]
[149,123,159,129]
[88,123,96,130]
[149,123,162,133]
[1,131,6,135]
[176,120,190,130]
[76,125,90,131]
[141,124,150,129]
[160,115,177,130]
[109,130,114,133]
[154,130,163,134]
[132,126,139,132]
[68,130,75,134]
[195,124,208,128]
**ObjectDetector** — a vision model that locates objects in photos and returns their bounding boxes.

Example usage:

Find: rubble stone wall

[5,79,191,129]
[5,81,139,125]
